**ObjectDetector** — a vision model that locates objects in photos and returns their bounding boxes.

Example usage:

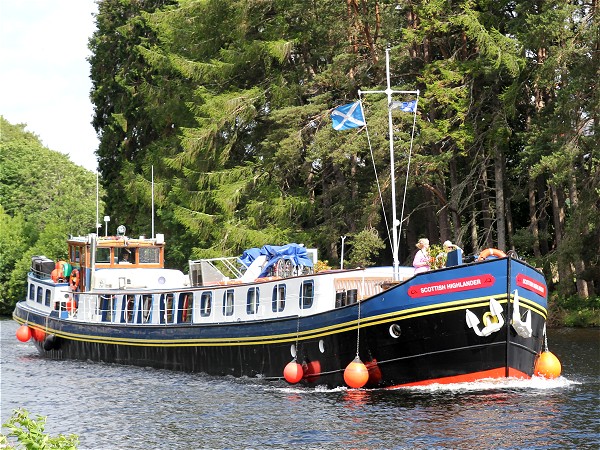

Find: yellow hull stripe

[14,293,547,347]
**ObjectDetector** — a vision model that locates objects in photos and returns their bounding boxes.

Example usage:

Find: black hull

[14,300,545,388]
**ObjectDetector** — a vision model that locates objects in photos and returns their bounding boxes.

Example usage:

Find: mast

[151,165,155,239]
[359,47,419,280]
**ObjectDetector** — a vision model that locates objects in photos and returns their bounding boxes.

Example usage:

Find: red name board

[516,274,547,298]
[408,275,495,298]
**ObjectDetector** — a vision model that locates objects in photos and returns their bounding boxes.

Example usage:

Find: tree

[0,117,103,311]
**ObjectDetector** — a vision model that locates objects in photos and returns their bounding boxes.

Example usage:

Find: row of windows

[100,293,191,324]
[29,284,51,307]
[94,247,161,264]
[99,280,314,322]
[200,281,314,318]
[28,280,316,322]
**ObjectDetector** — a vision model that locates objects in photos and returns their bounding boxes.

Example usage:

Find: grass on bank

[548,295,600,328]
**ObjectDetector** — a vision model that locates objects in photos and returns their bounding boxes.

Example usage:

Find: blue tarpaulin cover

[238,244,313,278]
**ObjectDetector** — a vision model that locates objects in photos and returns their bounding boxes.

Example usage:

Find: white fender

[511,289,532,338]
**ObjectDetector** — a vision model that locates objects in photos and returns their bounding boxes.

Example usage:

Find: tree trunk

[494,145,506,250]
[448,157,463,247]
[528,177,541,258]
[480,168,493,249]
[568,173,590,298]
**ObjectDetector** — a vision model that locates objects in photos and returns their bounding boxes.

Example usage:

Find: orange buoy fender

[344,356,369,389]
[283,360,304,384]
[69,269,80,291]
[303,360,321,383]
[32,327,46,342]
[534,351,562,379]
[51,267,63,283]
[366,359,382,385]
[477,248,507,261]
[16,325,31,342]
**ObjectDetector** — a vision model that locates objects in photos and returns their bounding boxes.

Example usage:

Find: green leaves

[1,408,79,449]
[0,118,102,311]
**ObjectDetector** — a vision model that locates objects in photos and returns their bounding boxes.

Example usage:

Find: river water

[1,319,598,449]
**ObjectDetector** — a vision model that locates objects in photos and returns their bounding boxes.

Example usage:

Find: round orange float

[16,325,31,342]
[534,351,562,379]
[344,356,369,388]
[283,359,304,384]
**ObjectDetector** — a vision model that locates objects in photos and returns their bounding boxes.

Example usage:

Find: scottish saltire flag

[331,101,365,130]
[391,100,417,113]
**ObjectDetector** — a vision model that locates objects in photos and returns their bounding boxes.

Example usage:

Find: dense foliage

[0,117,103,314]
[89,0,598,299]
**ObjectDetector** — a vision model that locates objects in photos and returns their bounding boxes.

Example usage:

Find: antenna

[96,171,101,234]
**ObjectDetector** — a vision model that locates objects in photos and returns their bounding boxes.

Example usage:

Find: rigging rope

[358,95,392,248]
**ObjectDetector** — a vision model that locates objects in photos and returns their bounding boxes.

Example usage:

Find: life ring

[69,269,80,290]
[478,248,507,261]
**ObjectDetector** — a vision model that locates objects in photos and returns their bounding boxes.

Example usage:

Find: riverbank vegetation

[0,118,102,315]
[0,1,598,322]
[0,408,79,449]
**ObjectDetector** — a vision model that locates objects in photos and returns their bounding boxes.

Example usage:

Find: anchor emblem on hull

[465,298,504,336]
[511,289,533,338]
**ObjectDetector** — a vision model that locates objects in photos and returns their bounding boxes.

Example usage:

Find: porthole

[318,339,325,353]
[389,323,401,338]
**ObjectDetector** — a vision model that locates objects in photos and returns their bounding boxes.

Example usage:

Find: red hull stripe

[385,368,530,388]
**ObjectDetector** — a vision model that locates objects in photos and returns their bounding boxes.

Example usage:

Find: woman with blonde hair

[412,238,431,274]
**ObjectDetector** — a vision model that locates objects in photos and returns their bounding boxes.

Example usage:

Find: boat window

[36,286,43,303]
[223,289,234,316]
[73,247,81,263]
[45,289,51,307]
[335,289,358,307]
[178,293,192,323]
[124,295,135,323]
[272,284,286,312]
[139,247,160,264]
[246,287,260,315]
[119,248,135,264]
[29,284,34,300]
[101,295,114,322]
[299,281,314,309]
[96,248,111,264]
[165,294,174,323]
[200,292,212,317]
[142,295,152,323]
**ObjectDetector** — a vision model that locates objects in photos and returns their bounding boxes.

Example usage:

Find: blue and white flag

[331,101,365,130]
[391,100,417,113]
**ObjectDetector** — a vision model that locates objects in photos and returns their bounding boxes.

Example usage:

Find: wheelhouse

[67,235,165,271]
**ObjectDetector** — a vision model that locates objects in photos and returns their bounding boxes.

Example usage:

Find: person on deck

[413,238,431,274]
[436,240,462,268]
[443,240,460,253]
